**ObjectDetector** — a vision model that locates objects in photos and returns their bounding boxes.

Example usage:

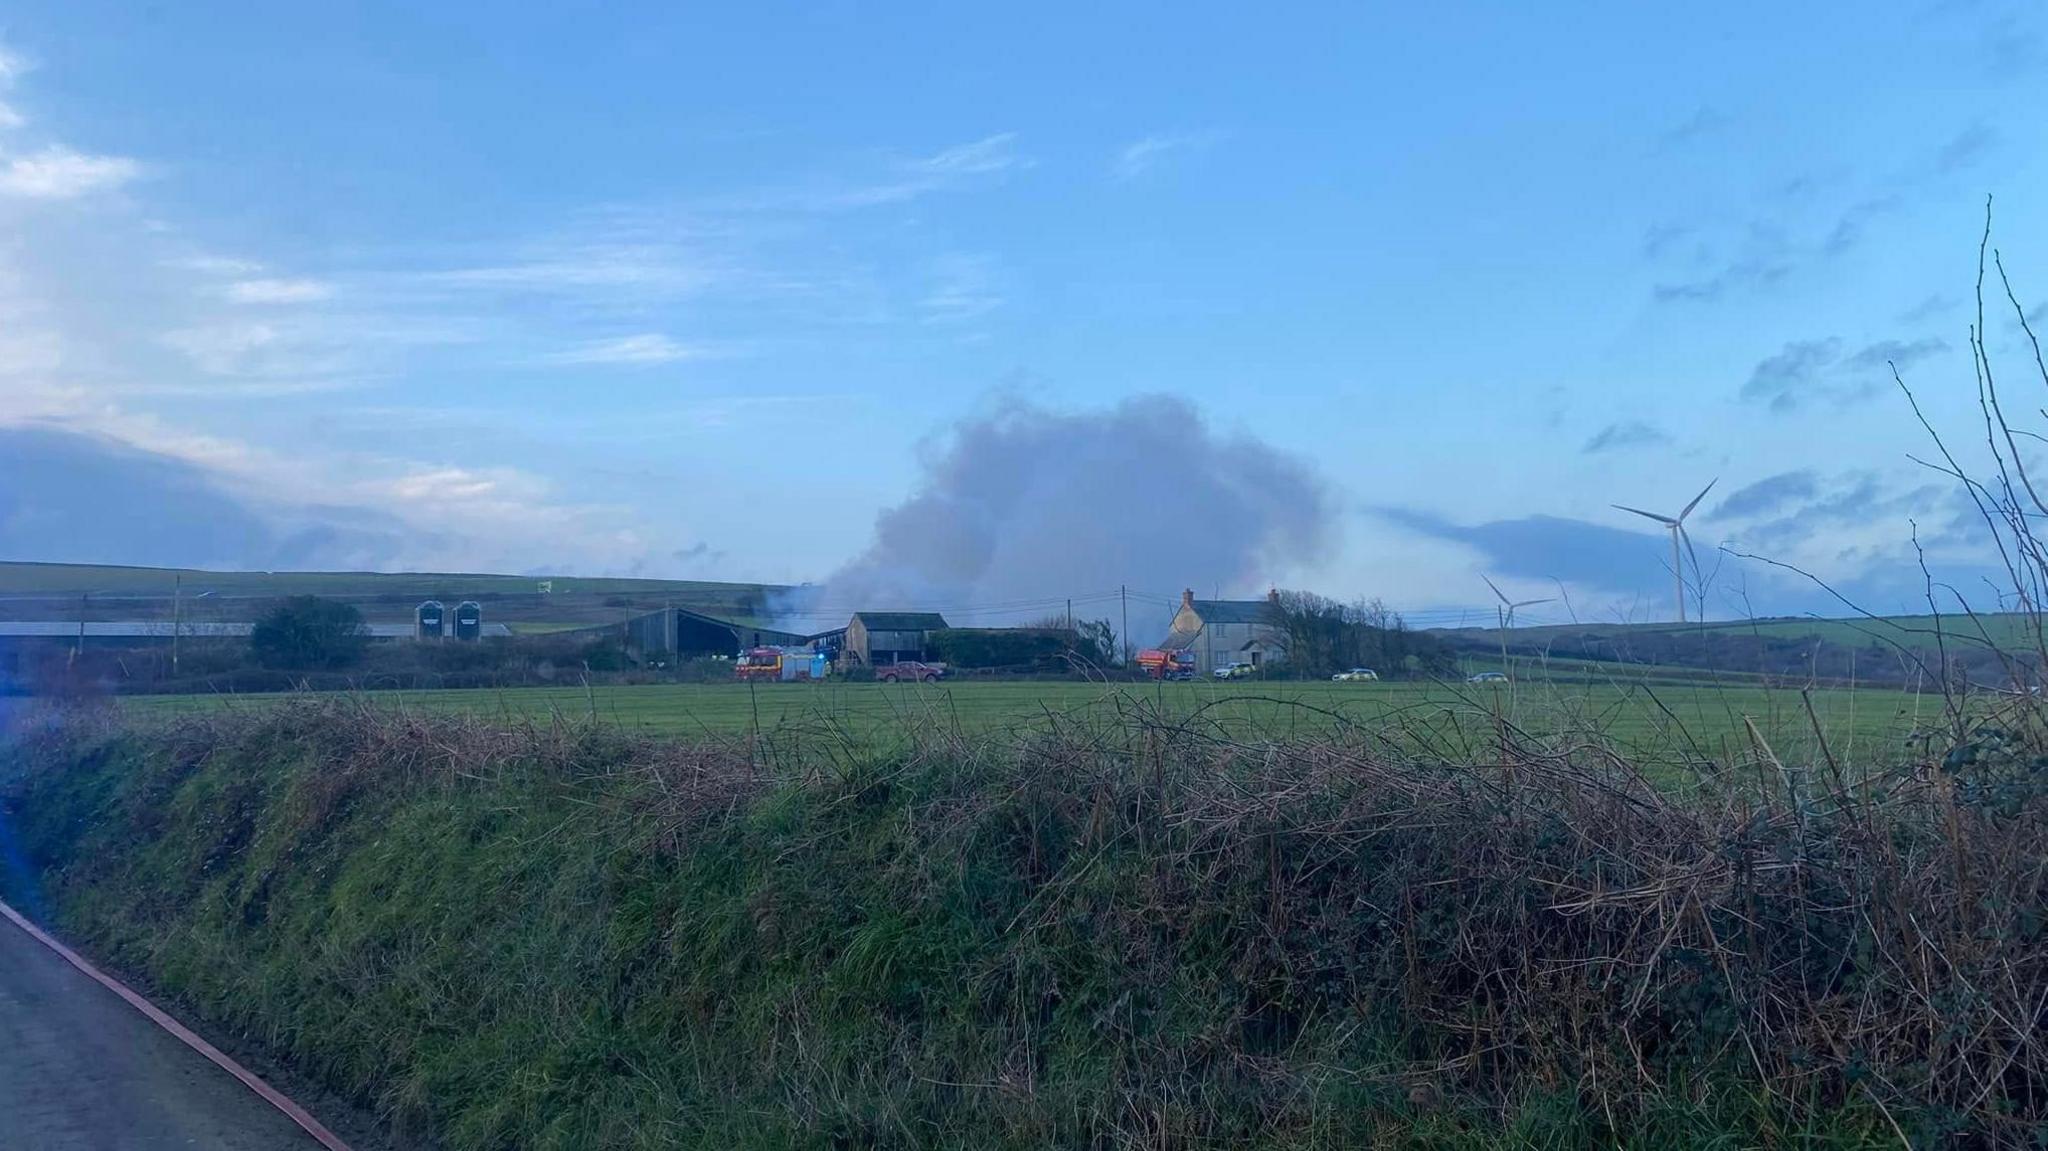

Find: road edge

[0,897,354,1151]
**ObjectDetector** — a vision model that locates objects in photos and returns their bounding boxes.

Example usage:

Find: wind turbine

[1481,575,1553,631]
[1612,478,1717,624]
[1482,575,1553,680]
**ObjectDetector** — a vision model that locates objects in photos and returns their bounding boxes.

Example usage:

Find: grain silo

[454,600,483,641]
[416,600,446,640]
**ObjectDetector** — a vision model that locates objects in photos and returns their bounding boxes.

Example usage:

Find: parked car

[1213,662,1255,680]
[1331,668,1380,682]
[1467,671,1509,684]
[875,660,946,683]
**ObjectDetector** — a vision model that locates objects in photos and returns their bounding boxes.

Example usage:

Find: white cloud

[909,133,1024,179]
[227,277,331,303]
[432,245,713,294]
[161,323,279,374]
[173,254,265,276]
[0,103,23,131]
[0,145,140,199]
[0,45,28,85]
[543,332,705,365]
[1112,132,1216,183]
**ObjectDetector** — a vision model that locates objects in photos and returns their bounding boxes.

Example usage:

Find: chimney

[1181,588,1195,611]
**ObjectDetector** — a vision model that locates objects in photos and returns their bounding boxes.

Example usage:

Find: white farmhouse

[1160,589,1287,674]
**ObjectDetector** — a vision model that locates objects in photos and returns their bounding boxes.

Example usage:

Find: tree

[1270,590,1455,678]
[1074,618,1117,667]
[250,596,368,670]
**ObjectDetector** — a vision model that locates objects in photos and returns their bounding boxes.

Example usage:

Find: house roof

[1187,599,1279,626]
[851,611,949,631]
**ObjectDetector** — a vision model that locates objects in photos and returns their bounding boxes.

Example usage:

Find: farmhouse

[1160,589,1287,674]
[843,612,950,667]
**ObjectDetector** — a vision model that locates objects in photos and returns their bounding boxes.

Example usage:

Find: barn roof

[851,611,950,631]
[1188,599,1280,626]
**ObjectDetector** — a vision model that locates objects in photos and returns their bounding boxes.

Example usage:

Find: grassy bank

[3,702,2044,1148]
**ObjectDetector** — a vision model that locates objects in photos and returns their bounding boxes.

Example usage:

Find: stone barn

[842,611,949,667]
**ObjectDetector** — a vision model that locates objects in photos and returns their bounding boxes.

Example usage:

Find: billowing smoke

[781,394,1333,644]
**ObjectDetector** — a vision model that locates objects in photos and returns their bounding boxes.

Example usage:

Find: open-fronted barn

[843,612,950,667]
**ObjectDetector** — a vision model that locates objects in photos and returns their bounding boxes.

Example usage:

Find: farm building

[0,619,515,683]
[1160,589,1288,674]
[607,607,840,660]
[843,612,950,667]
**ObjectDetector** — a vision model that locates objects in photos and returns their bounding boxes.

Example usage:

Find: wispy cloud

[1711,471,1818,520]
[795,132,1029,210]
[1742,338,1843,412]
[160,323,280,375]
[172,254,266,276]
[1898,293,1959,324]
[917,253,1002,323]
[1981,13,2044,77]
[1653,256,1792,303]
[1740,335,1949,412]
[1844,336,1947,372]
[432,245,714,293]
[1823,196,1901,256]
[1111,131,1217,183]
[0,145,139,199]
[227,278,331,304]
[1931,123,1997,175]
[542,333,706,365]
[1654,105,1731,150]
[1581,420,1671,454]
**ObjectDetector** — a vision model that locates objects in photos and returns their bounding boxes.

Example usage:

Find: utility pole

[74,592,87,664]
[172,573,182,675]
[1120,585,1129,665]
[1066,598,1073,631]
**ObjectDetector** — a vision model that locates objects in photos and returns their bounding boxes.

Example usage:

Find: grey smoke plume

[783,394,1333,641]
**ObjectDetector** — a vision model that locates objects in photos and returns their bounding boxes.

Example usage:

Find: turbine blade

[1612,503,1677,525]
[1512,597,1555,609]
[1679,522,1703,605]
[1481,574,1510,606]
[1678,477,1719,522]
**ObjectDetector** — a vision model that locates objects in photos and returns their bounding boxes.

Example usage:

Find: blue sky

[1,1,2044,626]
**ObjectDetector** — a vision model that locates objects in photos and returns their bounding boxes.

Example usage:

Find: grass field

[122,676,1957,772]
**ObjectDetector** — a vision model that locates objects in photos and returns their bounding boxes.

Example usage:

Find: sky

[1,1,2045,629]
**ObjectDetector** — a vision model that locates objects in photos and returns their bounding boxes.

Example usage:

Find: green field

[1445,611,2040,655]
[123,676,1959,773]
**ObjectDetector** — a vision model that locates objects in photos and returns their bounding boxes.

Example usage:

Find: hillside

[1433,612,2040,686]
[0,561,785,633]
